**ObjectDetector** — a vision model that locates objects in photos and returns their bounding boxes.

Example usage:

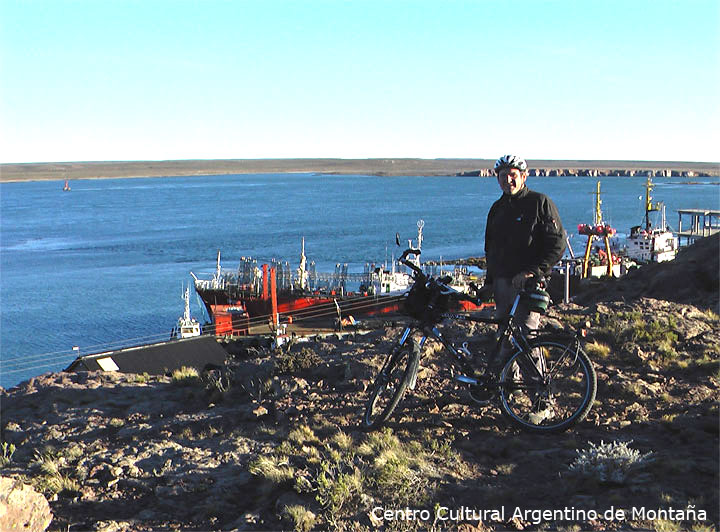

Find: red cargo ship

[191,221,487,336]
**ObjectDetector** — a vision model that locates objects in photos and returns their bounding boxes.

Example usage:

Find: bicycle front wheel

[498,337,597,433]
[362,341,420,430]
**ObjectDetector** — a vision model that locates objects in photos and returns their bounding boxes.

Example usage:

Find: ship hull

[196,287,404,335]
[196,285,492,337]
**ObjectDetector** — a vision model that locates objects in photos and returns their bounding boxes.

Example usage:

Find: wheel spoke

[499,339,596,432]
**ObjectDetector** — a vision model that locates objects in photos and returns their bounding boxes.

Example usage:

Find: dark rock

[576,234,719,310]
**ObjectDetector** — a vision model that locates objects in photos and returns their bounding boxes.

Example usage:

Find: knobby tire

[498,337,597,433]
[362,341,420,430]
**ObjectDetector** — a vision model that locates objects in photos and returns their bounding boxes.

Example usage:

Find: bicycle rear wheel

[362,341,420,430]
[498,337,596,433]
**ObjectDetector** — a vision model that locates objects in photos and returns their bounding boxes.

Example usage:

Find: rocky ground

[2,238,718,532]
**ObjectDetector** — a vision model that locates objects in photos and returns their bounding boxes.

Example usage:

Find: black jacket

[484,186,566,282]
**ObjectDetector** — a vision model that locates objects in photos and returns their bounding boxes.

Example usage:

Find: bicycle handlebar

[398,248,423,275]
[399,247,482,305]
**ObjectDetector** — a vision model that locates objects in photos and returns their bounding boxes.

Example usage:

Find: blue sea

[1,173,718,389]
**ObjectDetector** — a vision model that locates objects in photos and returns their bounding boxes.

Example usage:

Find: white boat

[626,177,678,263]
[174,286,202,339]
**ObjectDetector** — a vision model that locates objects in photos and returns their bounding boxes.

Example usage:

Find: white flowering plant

[568,439,654,484]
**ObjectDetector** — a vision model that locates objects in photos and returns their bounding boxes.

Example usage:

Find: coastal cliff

[1,237,718,531]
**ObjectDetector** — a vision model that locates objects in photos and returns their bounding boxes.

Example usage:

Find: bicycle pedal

[453,374,478,385]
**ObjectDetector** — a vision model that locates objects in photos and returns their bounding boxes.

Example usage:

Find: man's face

[497,168,527,195]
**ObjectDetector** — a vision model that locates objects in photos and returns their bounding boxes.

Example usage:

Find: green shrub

[0,442,16,466]
[274,347,323,375]
[288,424,320,446]
[283,504,317,532]
[171,366,201,385]
[30,445,83,497]
[249,454,295,484]
[584,340,611,359]
[315,461,364,515]
[592,311,680,363]
[255,426,444,527]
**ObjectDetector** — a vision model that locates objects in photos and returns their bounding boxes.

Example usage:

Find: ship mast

[183,285,192,322]
[644,177,659,231]
[593,181,603,225]
[580,181,615,279]
[416,219,424,252]
[296,237,308,290]
[211,250,222,289]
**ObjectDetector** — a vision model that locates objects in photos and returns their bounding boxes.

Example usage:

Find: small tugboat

[626,177,678,263]
[172,286,202,339]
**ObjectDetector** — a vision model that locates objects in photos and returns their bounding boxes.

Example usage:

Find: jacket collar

[502,185,529,201]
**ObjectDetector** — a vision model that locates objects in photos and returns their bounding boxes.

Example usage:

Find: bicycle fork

[394,327,422,390]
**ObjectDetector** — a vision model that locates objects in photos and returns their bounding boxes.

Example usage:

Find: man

[483,154,566,367]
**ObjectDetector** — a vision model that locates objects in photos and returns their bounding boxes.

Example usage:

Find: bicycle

[362,248,597,433]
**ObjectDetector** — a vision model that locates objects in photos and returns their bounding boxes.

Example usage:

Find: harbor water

[1,173,718,388]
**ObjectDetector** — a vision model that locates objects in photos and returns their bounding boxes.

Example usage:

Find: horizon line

[3,157,719,166]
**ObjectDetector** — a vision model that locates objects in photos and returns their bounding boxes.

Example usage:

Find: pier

[676,209,720,246]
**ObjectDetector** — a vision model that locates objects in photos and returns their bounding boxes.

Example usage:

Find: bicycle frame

[392,292,538,389]
[365,248,597,433]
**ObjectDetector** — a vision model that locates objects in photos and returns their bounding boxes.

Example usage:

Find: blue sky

[1,0,718,163]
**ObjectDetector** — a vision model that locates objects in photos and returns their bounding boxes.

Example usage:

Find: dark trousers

[493,278,543,375]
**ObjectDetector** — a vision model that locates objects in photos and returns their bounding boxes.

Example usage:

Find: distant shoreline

[1,158,718,182]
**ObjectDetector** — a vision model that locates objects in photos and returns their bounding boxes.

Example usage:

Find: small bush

[249,454,295,484]
[372,450,432,506]
[496,463,517,475]
[241,376,273,401]
[584,340,611,359]
[592,311,680,362]
[653,519,682,532]
[316,461,364,515]
[0,442,16,466]
[288,425,319,446]
[171,366,200,384]
[330,431,353,452]
[274,347,323,375]
[256,426,446,527]
[30,445,83,496]
[568,439,653,484]
[283,504,317,532]
[356,427,401,457]
[202,369,232,398]
[43,473,81,496]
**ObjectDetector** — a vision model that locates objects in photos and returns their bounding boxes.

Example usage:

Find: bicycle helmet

[494,155,528,173]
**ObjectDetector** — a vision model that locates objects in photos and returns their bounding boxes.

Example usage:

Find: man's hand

[511,271,534,290]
